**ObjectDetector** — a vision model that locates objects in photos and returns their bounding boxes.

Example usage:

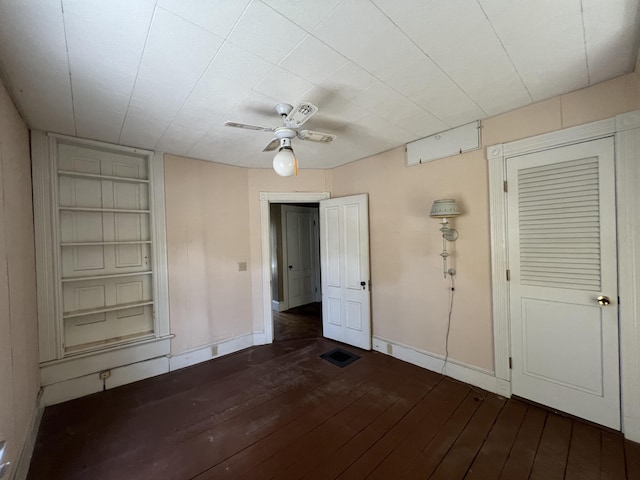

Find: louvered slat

[518,157,600,290]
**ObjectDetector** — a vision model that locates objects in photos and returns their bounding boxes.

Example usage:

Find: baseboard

[9,397,43,480]
[253,332,268,346]
[40,355,170,406]
[372,336,502,395]
[169,333,254,371]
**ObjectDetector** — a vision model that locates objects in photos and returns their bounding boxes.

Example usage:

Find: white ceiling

[0,0,638,169]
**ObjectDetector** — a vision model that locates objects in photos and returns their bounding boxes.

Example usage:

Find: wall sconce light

[430,199,461,278]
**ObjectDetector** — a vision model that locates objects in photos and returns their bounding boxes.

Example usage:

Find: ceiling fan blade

[262,138,280,152]
[297,130,336,144]
[285,102,318,127]
[224,121,275,132]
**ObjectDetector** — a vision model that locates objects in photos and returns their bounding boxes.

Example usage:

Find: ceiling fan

[224,102,336,176]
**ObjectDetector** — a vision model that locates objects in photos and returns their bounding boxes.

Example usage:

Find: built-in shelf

[64,331,155,355]
[58,170,149,184]
[62,271,153,283]
[63,300,154,319]
[60,241,151,247]
[59,207,150,214]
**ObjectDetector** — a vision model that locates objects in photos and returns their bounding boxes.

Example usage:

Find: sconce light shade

[430,199,461,218]
[273,147,296,177]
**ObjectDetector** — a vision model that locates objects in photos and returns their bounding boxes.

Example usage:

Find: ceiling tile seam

[60,0,77,137]
[276,34,350,85]
[181,74,267,157]
[475,0,533,103]
[369,0,489,119]
[156,42,279,154]
[116,1,159,145]
[151,9,230,150]
[154,0,308,151]
[259,0,450,132]
[260,0,346,36]
[579,0,591,85]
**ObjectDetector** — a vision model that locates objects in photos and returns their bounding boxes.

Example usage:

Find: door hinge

[503,180,508,192]
[506,269,510,281]
[509,357,513,369]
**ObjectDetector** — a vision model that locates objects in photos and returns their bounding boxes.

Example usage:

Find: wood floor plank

[529,414,573,480]
[498,406,547,480]
[26,338,632,480]
[193,351,439,480]
[429,393,506,480]
[600,431,626,480]
[340,379,471,480]
[626,440,640,480]
[464,399,528,480]
[30,342,353,480]
[101,362,374,480]
[564,422,601,480]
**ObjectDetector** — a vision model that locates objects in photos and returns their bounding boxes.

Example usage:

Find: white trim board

[259,192,330,343]
[168,333,254,371]
[372,336,506,396]
[486,110,640,442]
[40,355,170,406]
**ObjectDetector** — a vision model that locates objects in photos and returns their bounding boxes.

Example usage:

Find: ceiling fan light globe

[273,148,296,177]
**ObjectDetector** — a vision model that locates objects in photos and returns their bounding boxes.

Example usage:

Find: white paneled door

[282,205,318,310]
[320,194,371,350]
[507,138,620,429]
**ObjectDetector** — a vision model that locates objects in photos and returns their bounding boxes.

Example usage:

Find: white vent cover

[406,121,480,166]
[518,157,601,291]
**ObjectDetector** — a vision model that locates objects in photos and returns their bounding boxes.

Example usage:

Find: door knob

[597,295,611,306]
[360,281,366,290]
[288,265,293,270]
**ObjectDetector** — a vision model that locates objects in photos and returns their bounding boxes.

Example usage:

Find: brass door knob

[597,295,611,306]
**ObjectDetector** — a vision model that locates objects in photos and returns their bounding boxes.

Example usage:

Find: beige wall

[0,80,39,468]
[331,72,640,371]
[164,155,252,354]
[164,157,330,354]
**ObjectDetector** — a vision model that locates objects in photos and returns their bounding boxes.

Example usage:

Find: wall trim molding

[372,336,502,395]
[486,110,640,442]
[259,192,330,343]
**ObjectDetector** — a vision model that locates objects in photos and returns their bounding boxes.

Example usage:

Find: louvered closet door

[507,137,619,429]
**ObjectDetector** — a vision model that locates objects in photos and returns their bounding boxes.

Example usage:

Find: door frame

[487,110,640,441]
[259,191,330,344]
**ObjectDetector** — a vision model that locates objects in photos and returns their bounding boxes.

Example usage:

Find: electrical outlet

[211,345,218,357]
[238,262,247,272]
[99,370,111,380]
[387,343,393,355]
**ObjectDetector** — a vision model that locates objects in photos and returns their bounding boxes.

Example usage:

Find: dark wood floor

[28,338,640,480]
[273,302,322,341]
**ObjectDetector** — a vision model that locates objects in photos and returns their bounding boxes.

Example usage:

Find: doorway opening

[259,191,330,344]
[270,202,322,341]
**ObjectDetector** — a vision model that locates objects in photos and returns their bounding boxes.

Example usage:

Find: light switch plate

[238,262,247,272]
